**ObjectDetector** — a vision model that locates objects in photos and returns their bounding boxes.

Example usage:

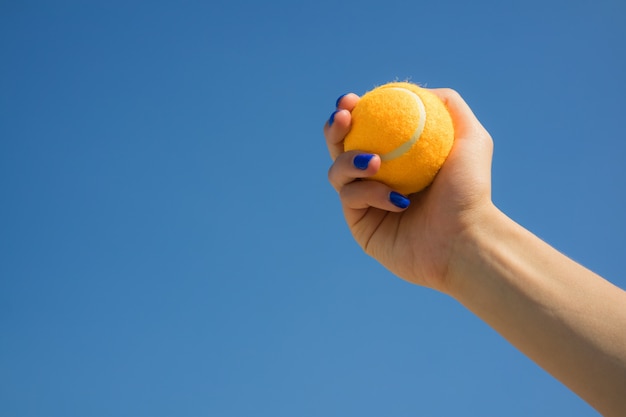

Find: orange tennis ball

[344,82,454,195]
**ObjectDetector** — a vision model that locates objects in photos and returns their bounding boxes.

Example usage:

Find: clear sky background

[1,1,625,416]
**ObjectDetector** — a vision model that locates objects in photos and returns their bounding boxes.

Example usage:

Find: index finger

[323,93,359,161]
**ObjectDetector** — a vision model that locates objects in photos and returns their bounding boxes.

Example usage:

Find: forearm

[447,204,626,417]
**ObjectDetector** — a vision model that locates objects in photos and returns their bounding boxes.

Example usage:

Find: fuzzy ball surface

[344,82,454,195]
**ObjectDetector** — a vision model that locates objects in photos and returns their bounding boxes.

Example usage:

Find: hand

[325,88,626,416]
[324,89,494,293]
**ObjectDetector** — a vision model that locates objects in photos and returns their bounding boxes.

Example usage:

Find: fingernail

[336,93,347,108]
[389,191,410,209]
[353,154,374,170]
[328,110,339,127]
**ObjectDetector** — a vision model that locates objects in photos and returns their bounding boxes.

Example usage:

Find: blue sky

[1,1,625,416]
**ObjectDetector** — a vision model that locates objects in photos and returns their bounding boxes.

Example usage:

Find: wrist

[440,202,509,299]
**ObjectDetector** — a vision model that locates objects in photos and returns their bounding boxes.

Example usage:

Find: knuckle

[441,87,461,100]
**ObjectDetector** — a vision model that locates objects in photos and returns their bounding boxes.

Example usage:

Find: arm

[324,88,626,416]
[449,203,626,417]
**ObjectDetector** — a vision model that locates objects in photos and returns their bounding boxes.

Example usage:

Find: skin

[324,89,626,416]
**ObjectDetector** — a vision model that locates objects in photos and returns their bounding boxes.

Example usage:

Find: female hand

[325,88,626,417]
[324,88,494,293]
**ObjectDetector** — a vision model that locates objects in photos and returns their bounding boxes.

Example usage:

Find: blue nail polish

[353,154,374,170]
[335,93,347,108]
[389,192,410,209]
[329,110,338,127]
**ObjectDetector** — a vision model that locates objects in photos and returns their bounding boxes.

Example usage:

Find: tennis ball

[344,82,454,195]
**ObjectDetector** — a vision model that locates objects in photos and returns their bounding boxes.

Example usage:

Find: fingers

[323,93,359,161]
[324,88,496,215]
[328,150,410,212]
[335,92,359,112]
[324,91,411,212]
[341,182,411,212]
[324,109,351,161]
[327,151,381,192]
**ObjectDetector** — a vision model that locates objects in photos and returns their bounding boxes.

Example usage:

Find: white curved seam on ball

[379,88,427,162]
